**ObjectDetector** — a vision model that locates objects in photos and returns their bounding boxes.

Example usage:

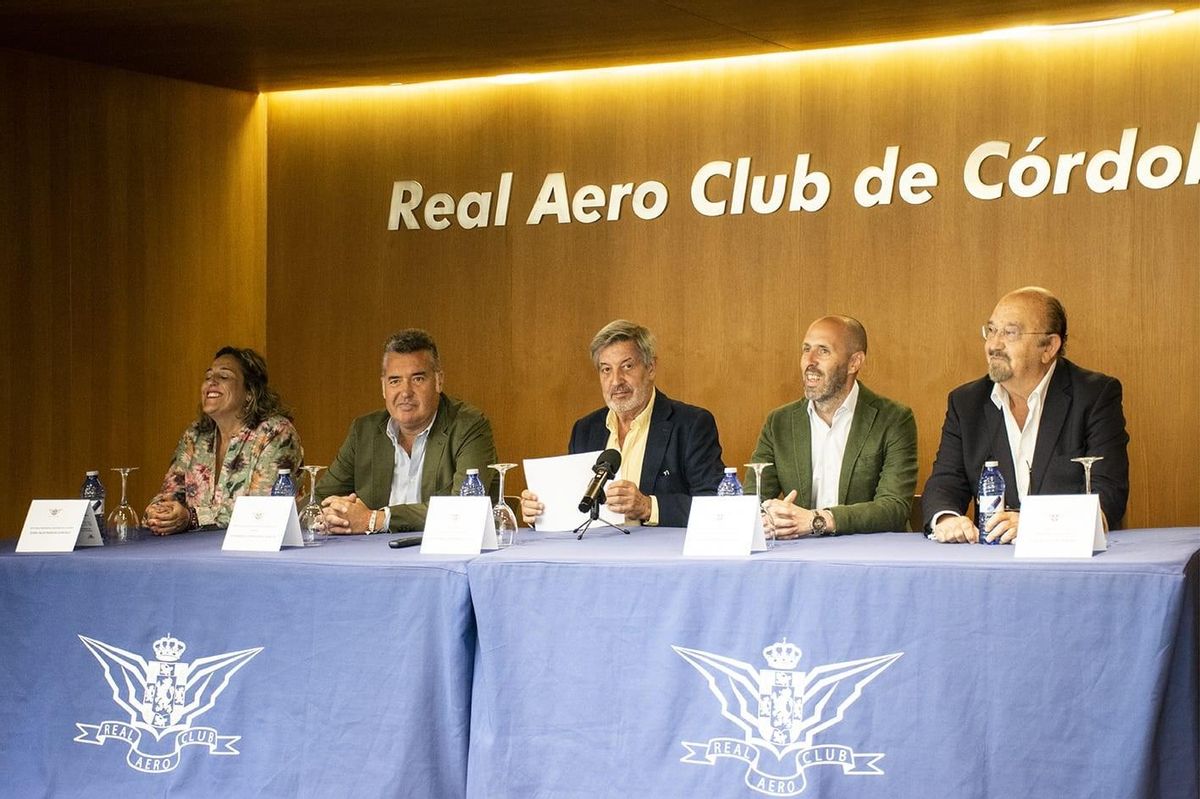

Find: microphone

[578,449,622,514]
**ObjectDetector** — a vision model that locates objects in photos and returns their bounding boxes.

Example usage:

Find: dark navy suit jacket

[568,390,725,528]
[922,358,1130,530]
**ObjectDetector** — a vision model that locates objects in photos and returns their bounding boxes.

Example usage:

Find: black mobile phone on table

[388,535,423,549]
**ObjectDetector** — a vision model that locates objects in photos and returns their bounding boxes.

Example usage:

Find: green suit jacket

[747,382,918,533]
[317,393,498,532]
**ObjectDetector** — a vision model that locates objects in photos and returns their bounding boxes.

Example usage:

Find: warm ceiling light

[271,8,1185,96]
[982,9,1175,38]
[485,73,543,85]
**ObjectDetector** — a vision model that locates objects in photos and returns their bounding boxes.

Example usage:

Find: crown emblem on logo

[152,635,187,662]
[762,639,802,670]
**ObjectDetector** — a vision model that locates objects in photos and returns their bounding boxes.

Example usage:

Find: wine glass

[107,467,141,544]
[746,463,774,548]
[1071,455,1107,545]
[488,463,518,548]
[1070,456,1104,495]
[298,465,327,546]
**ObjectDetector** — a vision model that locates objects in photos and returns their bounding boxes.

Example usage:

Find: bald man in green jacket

[748,316,917,537]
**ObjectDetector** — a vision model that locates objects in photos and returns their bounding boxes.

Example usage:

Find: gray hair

[381,328,441,373]
[589,320,657,368]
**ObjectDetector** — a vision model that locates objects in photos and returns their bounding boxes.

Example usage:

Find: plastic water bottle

[271,468,297,497]
[977,461,1005,545]
[717,467,744,496]
[80,471,106,534]
[460,468,486,497]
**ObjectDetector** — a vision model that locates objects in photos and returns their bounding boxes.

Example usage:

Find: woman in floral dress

[143,347,304,533]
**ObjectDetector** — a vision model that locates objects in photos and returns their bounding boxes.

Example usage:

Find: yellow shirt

[604,389,660,525]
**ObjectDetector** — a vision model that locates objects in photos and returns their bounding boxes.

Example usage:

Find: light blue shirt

[380,413,436,528]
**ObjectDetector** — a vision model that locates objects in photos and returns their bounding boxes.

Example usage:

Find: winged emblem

[674,641,901,754]
[78,634,262,741]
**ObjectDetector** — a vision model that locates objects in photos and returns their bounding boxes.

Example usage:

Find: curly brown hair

[195,346,293,433]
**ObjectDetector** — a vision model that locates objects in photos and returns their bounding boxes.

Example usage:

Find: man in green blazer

[749,316,917,537]
[317,329,497,533]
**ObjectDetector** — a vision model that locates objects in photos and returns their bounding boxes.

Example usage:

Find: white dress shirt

[808,380,860,509]
[991,359,1057,504]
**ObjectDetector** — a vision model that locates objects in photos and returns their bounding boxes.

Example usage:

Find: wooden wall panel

[257,14,1198,529]
[0,49,266,536]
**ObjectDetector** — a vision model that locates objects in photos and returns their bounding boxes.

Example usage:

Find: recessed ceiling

[0,1,1182,92]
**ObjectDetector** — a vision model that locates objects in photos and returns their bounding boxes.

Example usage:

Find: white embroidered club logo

[75,634,262,773]
[674,640,902,797]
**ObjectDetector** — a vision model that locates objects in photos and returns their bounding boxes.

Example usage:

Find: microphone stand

[574,490,631,540]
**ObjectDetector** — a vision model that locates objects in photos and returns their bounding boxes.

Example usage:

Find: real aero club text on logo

[74,634,262,773]
[674,639,902,797]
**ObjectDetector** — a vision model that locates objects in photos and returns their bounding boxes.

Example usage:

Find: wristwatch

[810,509,829,537]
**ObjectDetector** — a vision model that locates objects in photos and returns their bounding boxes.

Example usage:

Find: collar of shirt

[386,413,438,447]
[604,388,658,524]
[990,359,1057,421]
[604,387,656,457]
[384,411,438,507]
[806,379,860,429]
[990,359,1057,501]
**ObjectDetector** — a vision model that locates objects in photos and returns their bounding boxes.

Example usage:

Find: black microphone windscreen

[596,448,622,473]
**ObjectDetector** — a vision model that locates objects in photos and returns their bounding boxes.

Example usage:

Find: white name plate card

[683,496,766,557]
[1013,494,1106,559]
[222,496,304,552]
[421,496,497,555]
[17,499,103,552]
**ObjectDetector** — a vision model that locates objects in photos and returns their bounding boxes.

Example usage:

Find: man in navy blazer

[924,287,1129,543]
[521,320,725,528]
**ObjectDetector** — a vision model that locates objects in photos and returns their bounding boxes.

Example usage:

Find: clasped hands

[143,499,190,535]
[760,490,822,539]
[320,493,374,534]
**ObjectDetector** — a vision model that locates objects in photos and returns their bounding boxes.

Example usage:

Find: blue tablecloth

[0,533,476,798]
[465,528,1200,799]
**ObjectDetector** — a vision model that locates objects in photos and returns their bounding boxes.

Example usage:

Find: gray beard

[804,363,850,405]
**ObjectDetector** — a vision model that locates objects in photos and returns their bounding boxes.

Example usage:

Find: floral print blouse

[152,415,304,527]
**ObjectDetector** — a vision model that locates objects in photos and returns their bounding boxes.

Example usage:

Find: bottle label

[978,494,1004,516]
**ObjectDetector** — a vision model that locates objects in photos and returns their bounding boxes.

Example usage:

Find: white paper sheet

[524,451,625,531]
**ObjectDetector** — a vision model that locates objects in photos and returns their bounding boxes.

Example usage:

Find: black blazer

[922,358,1130,530]
[568,390,725,528]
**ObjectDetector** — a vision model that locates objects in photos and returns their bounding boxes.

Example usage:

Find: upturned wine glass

[1072,455,1107,545]
[1070,456,1104,494]
[298,465,327,546]
[746,463,774,548]
[488,463,518,548]
[106,467,141,544]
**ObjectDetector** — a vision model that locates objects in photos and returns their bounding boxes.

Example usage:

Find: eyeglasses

[981,324,1054,343]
